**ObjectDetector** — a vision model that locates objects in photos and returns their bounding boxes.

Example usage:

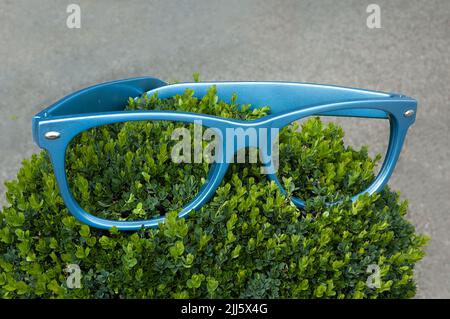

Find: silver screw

[44,131,61,140]
[404,109,415,117]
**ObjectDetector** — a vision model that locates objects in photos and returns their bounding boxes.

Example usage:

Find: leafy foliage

[0,84,427,298]
[279,119,381,202]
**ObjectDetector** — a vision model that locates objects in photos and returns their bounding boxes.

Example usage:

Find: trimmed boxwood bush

[0,84,427,298]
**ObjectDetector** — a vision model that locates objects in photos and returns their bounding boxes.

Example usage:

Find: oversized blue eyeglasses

[32,77,417,230]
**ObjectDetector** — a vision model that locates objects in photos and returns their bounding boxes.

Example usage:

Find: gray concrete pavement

[0,0,449,298]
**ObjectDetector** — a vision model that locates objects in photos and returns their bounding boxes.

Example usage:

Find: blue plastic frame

[32,77,417,230]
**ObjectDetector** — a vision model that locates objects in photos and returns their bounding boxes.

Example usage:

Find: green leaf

[207,277,219,295]
[79,225,90,238]
[169,240,184,258]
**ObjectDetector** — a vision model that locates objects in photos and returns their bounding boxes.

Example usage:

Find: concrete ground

[0,0,448,298]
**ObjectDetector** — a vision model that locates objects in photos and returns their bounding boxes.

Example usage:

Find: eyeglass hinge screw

[404,109,415,117]
[44,131,61,140]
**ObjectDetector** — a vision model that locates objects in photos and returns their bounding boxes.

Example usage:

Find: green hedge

[0,84,427,298]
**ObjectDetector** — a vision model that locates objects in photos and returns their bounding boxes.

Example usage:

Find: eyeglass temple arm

[34,77,167,118]
[146,82,404,119]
